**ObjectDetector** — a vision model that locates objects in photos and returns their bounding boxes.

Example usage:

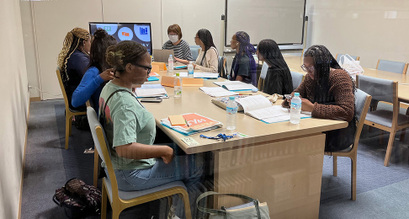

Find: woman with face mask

[162,24,193,64]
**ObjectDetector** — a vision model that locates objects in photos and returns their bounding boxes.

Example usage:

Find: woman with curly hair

[57,27,91,110]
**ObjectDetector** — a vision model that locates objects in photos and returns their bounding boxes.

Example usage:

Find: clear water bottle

[174,72,182,98]
[188,61,194,77]
[226,96,238,130]
[290,92,302,124]
[168,54,174,75]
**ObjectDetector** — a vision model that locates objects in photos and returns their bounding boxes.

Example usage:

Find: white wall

[24,0,409,99]
[306,0,409,68]
[0,0,30,218]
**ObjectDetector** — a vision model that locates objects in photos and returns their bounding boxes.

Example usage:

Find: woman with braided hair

[193,29,218,72]
[99,40,204,218]
[257,39,293,95]
[71,29,117,112]
[283,45,356,152]
[57,27,91,110]
[230,31,258,86]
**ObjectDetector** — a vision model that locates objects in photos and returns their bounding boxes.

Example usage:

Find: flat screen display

[89,22,152,55]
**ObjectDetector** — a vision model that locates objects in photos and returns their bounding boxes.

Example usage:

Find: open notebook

[235,95,311,124]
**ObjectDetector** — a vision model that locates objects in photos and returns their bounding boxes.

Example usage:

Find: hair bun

[94,29,108,39]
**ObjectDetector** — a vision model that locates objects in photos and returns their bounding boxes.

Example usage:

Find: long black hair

[304,45,342,103]
[196,29,216,65]
[258,39,293,92]
[232,31,257,86]
[89,29,117,72]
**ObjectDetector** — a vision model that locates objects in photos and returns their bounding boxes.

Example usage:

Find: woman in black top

[257,39,293,95]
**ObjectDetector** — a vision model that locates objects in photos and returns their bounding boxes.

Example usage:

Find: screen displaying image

[89,22,152,55]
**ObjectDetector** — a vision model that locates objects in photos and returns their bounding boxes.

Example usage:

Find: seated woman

[284,45,355,152]
[230,31,257,86]
[71,29,117,112]
[162,24,193,64]
[57,27,91,111]
[99,41,203,218]
[257,39,293,95]
[193,29,218,73]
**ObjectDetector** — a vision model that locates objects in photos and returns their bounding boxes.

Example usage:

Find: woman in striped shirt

[162,24,193,64]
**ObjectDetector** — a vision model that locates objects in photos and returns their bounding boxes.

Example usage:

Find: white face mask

[168,35,179,43]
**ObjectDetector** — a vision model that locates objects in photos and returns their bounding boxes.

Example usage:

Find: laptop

[153,49,174,63]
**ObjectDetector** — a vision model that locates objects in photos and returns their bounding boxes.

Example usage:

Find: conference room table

[142,71,347,218]
[284,55,409,104]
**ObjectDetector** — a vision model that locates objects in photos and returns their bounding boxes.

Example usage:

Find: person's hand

[174,57,183,63]
[161,146,174,164]
[301,98,314,112]
[100,68,115,81]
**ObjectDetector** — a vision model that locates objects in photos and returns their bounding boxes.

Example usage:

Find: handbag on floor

[53,178,102,218]
[196,191,270,219]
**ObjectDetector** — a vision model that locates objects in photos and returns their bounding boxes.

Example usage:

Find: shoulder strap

[99,89,135,123]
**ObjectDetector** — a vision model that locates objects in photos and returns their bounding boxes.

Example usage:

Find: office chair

[290,71,304,90]
[357,75,409,166]
[56,68,87,149]
[257,62,269,91]
[218,56,228,78]
[336,54,360,62]
[190,45,201,61]
[325,89,371,200]
[86,107,192,219]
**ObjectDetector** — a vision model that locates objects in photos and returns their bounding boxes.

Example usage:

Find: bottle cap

[229,96,235,100]
[176,73,180,76]
[251,88,258,93]
[294,92,300,97]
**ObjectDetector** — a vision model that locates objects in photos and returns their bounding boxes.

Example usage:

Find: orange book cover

[180,113,220,131]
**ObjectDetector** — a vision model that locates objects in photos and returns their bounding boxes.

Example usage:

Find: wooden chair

[376,59,408,74]
[336,54,360,62]
[257,62,269,91]
[218,56,228,79]
[86,107,192,219]
[56,68,87,149]
[357,75,409,166]
[325,89,371,200]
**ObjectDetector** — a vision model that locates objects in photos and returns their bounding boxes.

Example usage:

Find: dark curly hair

[89,29,117,72]
[105,41,148,75]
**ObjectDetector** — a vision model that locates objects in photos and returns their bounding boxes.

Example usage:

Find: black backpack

[53,178,102,218]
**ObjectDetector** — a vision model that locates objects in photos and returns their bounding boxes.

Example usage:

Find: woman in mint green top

[99,41,203,218]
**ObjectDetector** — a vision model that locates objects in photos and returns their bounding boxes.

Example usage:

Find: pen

[185,119,190,127]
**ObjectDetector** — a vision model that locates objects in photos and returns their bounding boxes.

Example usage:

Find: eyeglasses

[300,64,314,72]
[133,63,152,74]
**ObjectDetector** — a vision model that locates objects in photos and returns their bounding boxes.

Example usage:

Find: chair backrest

[218,56,228,78]
[190,45,201,61]
[356,75,396,103]
[290,71,304,90]
[336,54,360,62]
[87,107,119,199]
[353,89,372,148]
[56,68,71,111]
[377,59,408,74]
[259,62,269,79]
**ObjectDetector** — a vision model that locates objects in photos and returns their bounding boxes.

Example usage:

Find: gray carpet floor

[21,99,409,218]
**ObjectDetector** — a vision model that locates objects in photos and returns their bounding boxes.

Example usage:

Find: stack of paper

[161,113,223,135]
[135,84,168,98]
[199,87,238,97]
[214,81,257,91]
[194,72,219,79]
[235,95,311,123]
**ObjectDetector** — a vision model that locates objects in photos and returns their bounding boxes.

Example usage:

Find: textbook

[214,81,257,91]
[135,84,168,98]
[235,95,311,124]
[160,113,223,135]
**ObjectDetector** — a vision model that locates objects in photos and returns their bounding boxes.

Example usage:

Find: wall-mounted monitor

[89,22,152,55]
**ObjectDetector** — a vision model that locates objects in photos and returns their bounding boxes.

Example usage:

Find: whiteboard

[225,0,306,47]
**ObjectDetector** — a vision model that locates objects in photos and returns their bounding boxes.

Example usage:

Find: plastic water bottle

[290,92,302,124]
[226,96,238,130]
[168,54,174,75]
[188,61,194,77]
[174,72,182,98]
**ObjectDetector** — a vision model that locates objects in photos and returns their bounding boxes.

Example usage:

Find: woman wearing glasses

[284,45,355,152]
[193,29,218,72]
[99,41,203,218]
[257,39,293,94]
